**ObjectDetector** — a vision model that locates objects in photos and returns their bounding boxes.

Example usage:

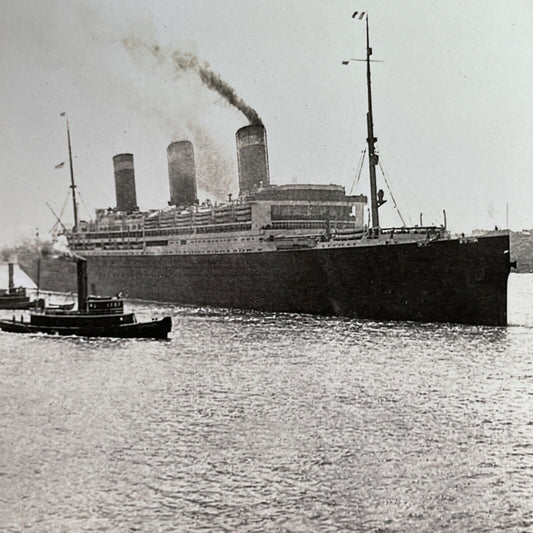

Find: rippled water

[1,274,532,532]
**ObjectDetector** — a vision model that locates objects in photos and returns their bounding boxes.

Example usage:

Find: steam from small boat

[122,37,262,126]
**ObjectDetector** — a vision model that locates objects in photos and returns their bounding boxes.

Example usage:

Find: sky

[0,0,532,244]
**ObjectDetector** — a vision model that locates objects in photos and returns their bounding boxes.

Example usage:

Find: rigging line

[48,192,70,234]
[349,148,367,195]
[49,220,59,234]
[58,191,70,220]
[377,148,440,220]
[46,202,68,234]
[77,190,93,220]
[378,160,407,227]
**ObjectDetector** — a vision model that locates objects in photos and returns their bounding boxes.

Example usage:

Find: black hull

[0,316,172,340]
[83,233,510,326]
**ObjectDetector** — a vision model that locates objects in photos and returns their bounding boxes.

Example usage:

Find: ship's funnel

[8,263,14,291]
[167,141,197,206]
[113,153,138,213]
[236,124,270,196]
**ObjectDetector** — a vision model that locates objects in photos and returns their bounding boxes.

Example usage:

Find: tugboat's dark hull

[0,316,172,339]
[83,233,511,326]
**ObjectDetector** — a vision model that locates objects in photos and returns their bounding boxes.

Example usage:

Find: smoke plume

[123,38,262,126]
[186,122,236,197]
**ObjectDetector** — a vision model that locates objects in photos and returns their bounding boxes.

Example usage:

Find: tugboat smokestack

[76,258,88,312]
[8,263,14,291]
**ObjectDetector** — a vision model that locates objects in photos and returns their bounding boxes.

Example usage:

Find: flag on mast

[352,11,365,19]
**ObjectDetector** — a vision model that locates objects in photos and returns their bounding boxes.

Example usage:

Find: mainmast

[364,14,380,231]
[63,113,78,232]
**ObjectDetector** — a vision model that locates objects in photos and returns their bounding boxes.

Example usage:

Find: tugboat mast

[364,14,380,232]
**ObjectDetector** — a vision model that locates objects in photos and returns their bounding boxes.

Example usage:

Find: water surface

[1,273,532,532]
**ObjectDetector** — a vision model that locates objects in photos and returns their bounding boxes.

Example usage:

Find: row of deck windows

[76,223,253,240]
[72,234,259,250]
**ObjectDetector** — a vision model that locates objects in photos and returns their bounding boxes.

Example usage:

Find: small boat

[0,286,33,309]
[0,258,172,340]
[0,263,42,309]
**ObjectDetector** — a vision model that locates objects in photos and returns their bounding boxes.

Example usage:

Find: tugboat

[0,263,41,310]
[0,258,172,339]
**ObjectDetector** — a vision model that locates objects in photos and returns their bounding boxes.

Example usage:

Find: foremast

[62,113,79,232]
[364,14,380,232]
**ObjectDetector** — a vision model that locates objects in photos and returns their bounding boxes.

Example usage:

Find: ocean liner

[65,15,511,326]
